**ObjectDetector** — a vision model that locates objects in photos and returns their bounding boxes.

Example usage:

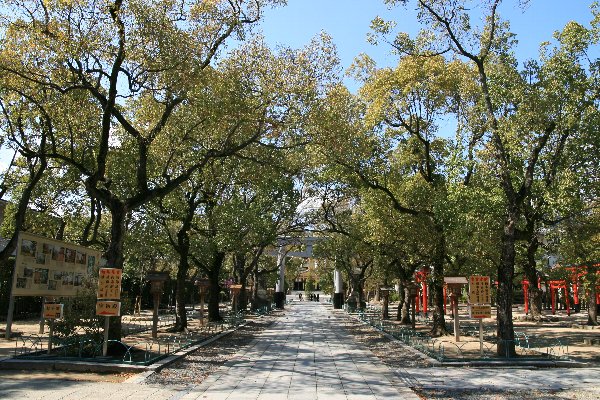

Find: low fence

[351,305,569,362]
[11,306,270,365]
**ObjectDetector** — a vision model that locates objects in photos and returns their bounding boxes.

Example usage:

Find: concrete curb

[438,359,590,368]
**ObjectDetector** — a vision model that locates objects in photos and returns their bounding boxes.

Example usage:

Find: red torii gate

[414,267,429,314]
[566,263,600,309]
[522,262,600,316]
[522,278,572,315]
[549,280,571,316]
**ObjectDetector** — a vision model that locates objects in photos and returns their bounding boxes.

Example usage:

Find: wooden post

[47,319,54,355]
[102,316,109,356]
[411,295,416,330]
[199,289,205,326]
[152,292,160,339]
[479,319,484,356]
[4,260,18,339]
[39,297,46,334]
[452,292,460,342]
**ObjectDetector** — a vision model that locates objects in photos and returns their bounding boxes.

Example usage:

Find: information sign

[469,304,492,319]
[12,232,101,297]
[96,301,121,316]
[43,303,64,319]
[97,268,122,299]
[469,275,491,304]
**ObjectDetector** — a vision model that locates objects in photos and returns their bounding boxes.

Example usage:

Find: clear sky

[258,0,599,88]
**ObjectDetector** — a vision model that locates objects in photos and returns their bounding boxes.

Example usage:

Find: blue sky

[258,0,598,85]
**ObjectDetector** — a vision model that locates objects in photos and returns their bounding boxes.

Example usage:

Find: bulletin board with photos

[12,232,102,297]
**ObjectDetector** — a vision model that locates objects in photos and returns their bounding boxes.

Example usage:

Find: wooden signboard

[43,303,64,319]
[230,284,243,294]
[96,300,121,316]
[97,268,122,300]
[12,232,101,297]
[469,275,491,304]
[469,304,492,319]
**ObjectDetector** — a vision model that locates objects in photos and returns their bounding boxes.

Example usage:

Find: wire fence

[350,305,569,362]
[12,305,275,365]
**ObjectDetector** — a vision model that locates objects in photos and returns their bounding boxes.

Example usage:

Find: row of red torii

[413,263,600,316]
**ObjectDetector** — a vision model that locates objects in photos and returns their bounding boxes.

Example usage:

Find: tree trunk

[173,221,191,332]
[430,224,448,336]
[251,267,270,311]
[106,201,127,342]
[174,257,189,331]
[588,284,598,326]
[522,220,544,320]
[207,251,225,322]
[523,236,543,320]
[238,275,249,312]
[382,291,389,319]
[400,285,412,324]
[233,254,249,311]
[497,212,517,357]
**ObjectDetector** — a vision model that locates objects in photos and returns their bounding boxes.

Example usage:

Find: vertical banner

[468,275,491,305]
[97,268,123,300]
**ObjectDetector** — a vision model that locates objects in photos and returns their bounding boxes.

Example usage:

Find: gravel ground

[335,311,431,368]
[335,312,600,400]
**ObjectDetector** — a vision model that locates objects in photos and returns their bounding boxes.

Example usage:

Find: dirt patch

[0,369,133,382]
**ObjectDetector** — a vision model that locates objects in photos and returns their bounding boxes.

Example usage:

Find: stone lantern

[408,282,418,329]
[146,271,169,339]
[194,277,210,325]
[379,287,394,320]
[444,276,468,342]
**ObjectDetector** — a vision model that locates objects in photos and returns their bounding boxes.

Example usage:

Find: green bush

[50,287,102,342]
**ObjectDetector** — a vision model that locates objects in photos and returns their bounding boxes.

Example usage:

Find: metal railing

[350,307,570,362]
[11,307,259,365]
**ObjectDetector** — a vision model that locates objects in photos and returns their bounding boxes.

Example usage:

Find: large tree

[378,0,599,355]
[0,0,287,339]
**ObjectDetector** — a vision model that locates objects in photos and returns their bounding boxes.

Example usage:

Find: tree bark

[0,155,48,263]
[430,223,448,336]
[497,211,517,357]
[523,236,543,320]
[174,251,189,331]
[397,283,412,324]
[588,277,598,326]
[207,251,225,322]
[105,201,127,342]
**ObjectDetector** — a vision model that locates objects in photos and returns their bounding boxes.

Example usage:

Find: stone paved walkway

[5,302,600,399]
[177,302,418,399]
[0,302,419,399]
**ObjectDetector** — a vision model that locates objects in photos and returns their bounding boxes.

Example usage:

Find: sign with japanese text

[43,303,64,319]
[97,268,122,300]
[469,304,492,319]
[12,232,101,297]
[469,275,491,304]
[96,301,121,316]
